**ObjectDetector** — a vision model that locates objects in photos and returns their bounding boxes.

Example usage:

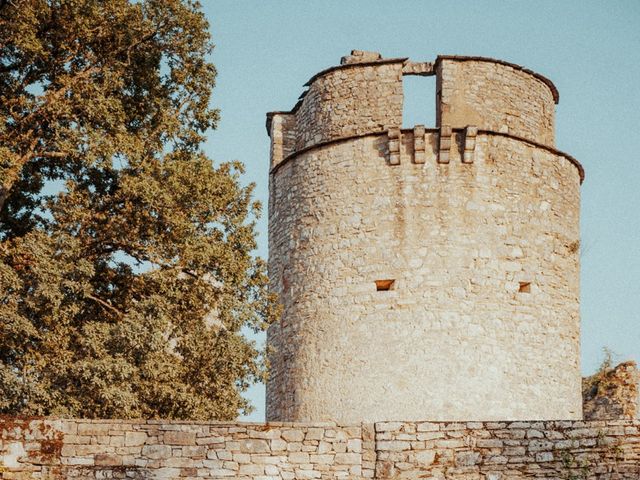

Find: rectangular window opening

[402,75,436,128]
[375,279,395,291]
[518,282,532,294]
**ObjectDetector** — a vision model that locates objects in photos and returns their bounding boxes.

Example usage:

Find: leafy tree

[0,0,275,419]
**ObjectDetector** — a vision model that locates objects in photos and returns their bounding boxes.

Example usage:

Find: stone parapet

[267,51,561,169]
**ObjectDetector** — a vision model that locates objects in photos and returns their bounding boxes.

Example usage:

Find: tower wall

[267,53,583,423]
[437,57,557,146]
[293,60,404,151]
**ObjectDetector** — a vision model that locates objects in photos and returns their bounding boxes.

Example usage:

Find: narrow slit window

[518,282,531,294]
[375,279,395,291]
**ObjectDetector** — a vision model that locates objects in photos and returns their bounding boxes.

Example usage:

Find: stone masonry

[1,50,638,480]
[583,361,640,421]
[2,417,640,479]
[266,51,584,422]
[0,418,371,479]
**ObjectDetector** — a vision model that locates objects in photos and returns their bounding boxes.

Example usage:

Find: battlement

[268,51,560,170]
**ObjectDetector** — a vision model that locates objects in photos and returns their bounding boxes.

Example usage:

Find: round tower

[266,51,584,422]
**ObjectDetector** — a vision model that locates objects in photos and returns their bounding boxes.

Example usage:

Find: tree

[0,0,276,419]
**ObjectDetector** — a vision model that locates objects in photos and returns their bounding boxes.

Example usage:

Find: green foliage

[583,347,618,396]
[0,0,276,419]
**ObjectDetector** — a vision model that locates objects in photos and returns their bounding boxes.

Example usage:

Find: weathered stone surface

[141,444,172,459]
[94,453,122,466]
[583,360,639,420]
[2,418,640,479]
[266,51,583,424]
[124,431,148,446]
[438,57,556,146]
[373,420,640,479]
[163,430,196,446]
[239,438,270,454]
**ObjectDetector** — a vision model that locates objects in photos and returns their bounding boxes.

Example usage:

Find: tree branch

[85,293,125,318]
[0,23,163,211]
[40,151,68,158]
[0,64,101,212]
[0,132,38,212]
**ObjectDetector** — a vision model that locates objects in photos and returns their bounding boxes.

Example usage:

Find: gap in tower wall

[402,74,436,129]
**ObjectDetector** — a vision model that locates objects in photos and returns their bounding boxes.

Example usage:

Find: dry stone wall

[375,420,640,479]
[2,418,640,479]
[0,418,372,479]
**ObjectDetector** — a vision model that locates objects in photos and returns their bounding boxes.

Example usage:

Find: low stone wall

[0,418,372,479]
[1,417,640,479]
[375,420,640,479]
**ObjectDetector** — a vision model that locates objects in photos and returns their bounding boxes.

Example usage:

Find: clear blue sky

[201,1,640,421]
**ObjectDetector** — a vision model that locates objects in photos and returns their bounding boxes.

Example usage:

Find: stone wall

[266,52,560,169]
[293,60,404,151]
[268,112,297,170]
[267,127,582,422]
[436,57,557,147]
[2,418,640,479]
[375,420,640,479]
[583,361,640,421]
[0,418,373,479]
[267,54,406,167]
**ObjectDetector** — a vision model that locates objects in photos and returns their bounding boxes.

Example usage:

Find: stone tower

[266,51,584,423]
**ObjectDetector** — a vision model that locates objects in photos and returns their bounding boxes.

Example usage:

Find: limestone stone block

[124,431,148,446]
[239,439,270,454]
[141,444,172,460]
[163,431,196,445]
[94,453,122,466]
